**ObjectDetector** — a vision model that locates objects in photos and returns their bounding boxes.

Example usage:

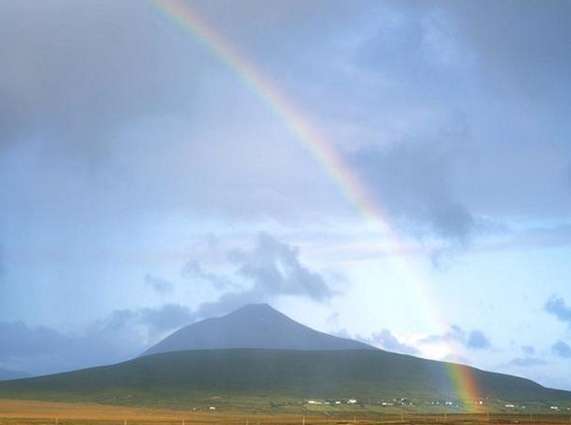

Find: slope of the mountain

[0,368,28,381]
[143,303,374,356]
[1,305,568,411]
[0,349,569,409]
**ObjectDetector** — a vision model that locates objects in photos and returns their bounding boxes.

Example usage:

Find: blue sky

[0,0,570,389]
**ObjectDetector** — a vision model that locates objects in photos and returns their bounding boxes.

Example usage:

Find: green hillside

[0,349,568,411]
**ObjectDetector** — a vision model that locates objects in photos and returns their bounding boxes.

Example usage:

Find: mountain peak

[143,303,374,356]
[226,303,287,320]
[230,303,276,314]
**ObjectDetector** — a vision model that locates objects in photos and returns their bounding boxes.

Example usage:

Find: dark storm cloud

[545,296,571,326]
[552,341,571,359]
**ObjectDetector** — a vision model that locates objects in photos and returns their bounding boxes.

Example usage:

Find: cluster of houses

[306,399,358,406]
[302,398,570,413]
[305,397,491,409]
[305,397,414,407]
[503,403,571,412]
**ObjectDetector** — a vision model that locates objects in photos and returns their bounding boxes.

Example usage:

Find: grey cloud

[182,260,237,291]
[334,0,571,252]
[369,1,571,106]
[1,0,570,247]
[0,304,194,375]
[479,225,571,253]
[506,357,548,368]
[191,233,334,318]
[420,325,491,351]
[441,1,571,97]
[0,233,331,374]
[0,322,70,359]
[420,325,465,345]
[522,345,535,356]
[545,296,571,326]
[356,2,474,85]
[430,204,475,243]
[367,329,419,355]
[100,304,195,340]
[0,0,342,233]
[467,330,491,350]
[552,341,571,359]
[350,135,571,252]
[0,320,130,375]
[144,274,174,295]
[0,243,4,284]
[333,328,419,356]
[0,0,192,150]
[232,233,333,302]
[350,142,479,245]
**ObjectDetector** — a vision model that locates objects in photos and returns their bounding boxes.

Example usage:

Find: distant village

[295,398,571,412]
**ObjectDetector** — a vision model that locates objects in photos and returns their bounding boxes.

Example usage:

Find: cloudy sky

[1,0,570,389]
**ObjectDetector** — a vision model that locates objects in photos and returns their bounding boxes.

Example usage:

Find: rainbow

[151,0,483,411]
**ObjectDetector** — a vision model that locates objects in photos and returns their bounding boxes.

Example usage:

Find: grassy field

[2,399,571,425]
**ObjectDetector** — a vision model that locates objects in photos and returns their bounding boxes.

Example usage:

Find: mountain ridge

[0,349,569,411]
[143,303,374,356]
[0,304,569,411]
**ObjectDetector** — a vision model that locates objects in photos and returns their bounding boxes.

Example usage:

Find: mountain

[0,304,569,411]
[143,303,373,356]
[0,368,28,381]
[0,349,568,410]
